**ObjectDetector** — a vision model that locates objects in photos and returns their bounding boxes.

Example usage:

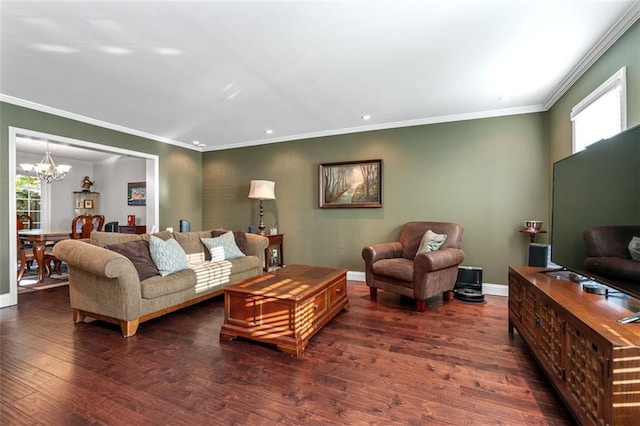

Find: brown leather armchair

[362,221,465,312]
[583,225,640,284]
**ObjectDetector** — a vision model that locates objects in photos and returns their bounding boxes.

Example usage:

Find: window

[15,176,42,229]
[570,67,626,153]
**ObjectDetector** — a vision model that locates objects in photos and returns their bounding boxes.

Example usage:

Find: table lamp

[248,180,275,235]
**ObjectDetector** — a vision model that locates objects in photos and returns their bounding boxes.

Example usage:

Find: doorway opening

[4,126,159,308]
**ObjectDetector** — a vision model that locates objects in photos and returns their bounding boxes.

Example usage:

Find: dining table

[18,229,71,283]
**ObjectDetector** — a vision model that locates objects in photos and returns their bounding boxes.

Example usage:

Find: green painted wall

[549,20,640,163]
[203,113,549,285]
[0,102,203,295]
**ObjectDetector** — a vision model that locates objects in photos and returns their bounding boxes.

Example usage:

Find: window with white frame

[570,67,627,153]
[15,176,42,229]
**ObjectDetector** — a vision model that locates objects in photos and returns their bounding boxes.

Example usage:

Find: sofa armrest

[414,248,465,273]
[244,233,269,262]
[53,239,135,278]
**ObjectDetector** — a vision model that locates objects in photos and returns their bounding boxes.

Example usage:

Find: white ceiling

[2,1,640,154]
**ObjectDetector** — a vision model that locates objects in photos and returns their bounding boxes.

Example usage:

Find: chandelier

[20,145,72,183]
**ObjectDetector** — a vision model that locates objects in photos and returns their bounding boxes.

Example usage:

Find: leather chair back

[400,221,464,259]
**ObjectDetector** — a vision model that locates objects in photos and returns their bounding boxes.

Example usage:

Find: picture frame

[319,159,383,208]
[127,182,146,206]
[84,199,93,209]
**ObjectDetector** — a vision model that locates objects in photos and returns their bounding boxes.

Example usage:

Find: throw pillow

[212,230,248,254]
[629,236,640,261]
[201,231,246,261]
[417,230,447,253]
[107,240,160,282]
[149,236,189,277]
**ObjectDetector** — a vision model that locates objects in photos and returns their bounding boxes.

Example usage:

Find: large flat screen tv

[551,123,640,296]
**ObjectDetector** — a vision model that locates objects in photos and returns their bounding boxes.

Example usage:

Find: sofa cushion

[201,232,246,261]
[149,236,189,277]
[140,268,196,299]
[107,240,159,281]
[417,230,447,253]
[213,230,248,254]
[174,230,214,259]
[92,231,142,248]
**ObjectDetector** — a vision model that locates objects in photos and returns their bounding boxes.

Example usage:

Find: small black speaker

[179,220,190,232]
[528,243,550,267]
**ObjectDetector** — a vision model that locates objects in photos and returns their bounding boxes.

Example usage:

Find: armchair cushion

[417,230,447,253]
[373,258,414,282]
[629,236,640,261]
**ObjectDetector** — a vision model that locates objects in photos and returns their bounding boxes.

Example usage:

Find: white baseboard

[347,271,366,282]
[482,283,508,297]
[347,270,508,297]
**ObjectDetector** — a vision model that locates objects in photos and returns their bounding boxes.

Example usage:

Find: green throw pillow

[417,230,447,254]
[149,235,189,277]
[201,231,246,261]
[629,236,640,261]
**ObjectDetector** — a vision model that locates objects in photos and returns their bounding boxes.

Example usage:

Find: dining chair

[71,215,93,239]
[17,214,34,270]
[17,214,33,230]
[71,214,105,239]
[92,215,105,232]
[17,230,59,282]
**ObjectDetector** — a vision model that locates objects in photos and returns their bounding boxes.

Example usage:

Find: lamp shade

[248,180,275,200]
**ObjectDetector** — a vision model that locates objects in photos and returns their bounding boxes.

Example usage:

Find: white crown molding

[204,104,547,152]
[0,94,202,152]
[1,92,544,152]
[544,0,640,109]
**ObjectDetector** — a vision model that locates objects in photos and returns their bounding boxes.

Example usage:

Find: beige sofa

[53,230,268,337]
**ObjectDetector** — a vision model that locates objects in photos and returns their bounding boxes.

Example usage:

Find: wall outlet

[166,227,173,232]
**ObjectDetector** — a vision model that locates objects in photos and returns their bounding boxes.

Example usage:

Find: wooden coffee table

[220,264,349,356]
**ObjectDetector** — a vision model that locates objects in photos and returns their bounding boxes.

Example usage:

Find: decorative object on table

[319,159,382,208]
[83,199,93,209]
[127,215,136,226]
[523,220,543,231]
[81,176,94,191]
[270,224,278,235]
[20,143,72,183]
[519,220,546,243]
[127,182,146,206]
[248,180,276,235]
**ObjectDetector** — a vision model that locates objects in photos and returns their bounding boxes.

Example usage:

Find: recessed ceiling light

[98,46,133,55]
[192,140,205,147]
[361,114,371,120]
[265,129,274,135]
[153,47,183,56]
[29,43,77,54]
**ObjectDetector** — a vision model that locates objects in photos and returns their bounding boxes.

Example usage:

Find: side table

[518,228,546,243]
[264,233,284,271]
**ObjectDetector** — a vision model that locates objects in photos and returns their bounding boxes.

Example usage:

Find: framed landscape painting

[319,159,383,208]
[127,182,146,206]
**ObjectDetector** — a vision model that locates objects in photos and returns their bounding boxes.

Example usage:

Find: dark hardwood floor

[1,281,571,425]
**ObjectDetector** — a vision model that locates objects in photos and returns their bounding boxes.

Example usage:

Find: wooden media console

[508,266,640,424]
